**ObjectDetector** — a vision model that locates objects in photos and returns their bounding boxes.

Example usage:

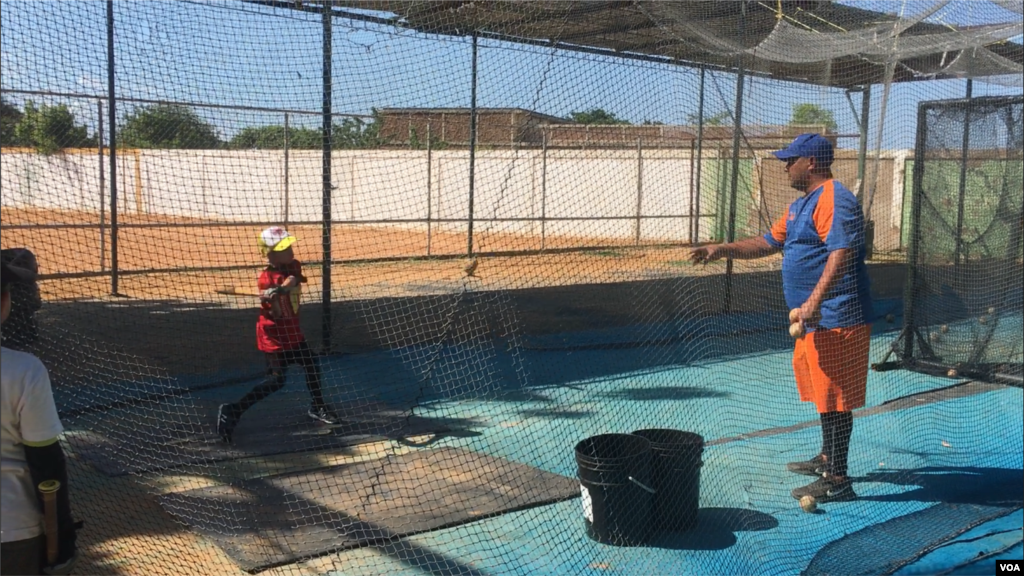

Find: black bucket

[631,429,704,532]
[575,433,654,546]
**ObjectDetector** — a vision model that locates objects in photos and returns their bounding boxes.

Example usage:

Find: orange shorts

[792,324,871,413]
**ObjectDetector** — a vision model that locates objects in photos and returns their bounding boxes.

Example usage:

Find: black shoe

[791,473,857,502]
[217,403,242,443]
[786,454,827,477]
[308,405,341,425]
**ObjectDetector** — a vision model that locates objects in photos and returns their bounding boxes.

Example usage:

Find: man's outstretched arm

[690,236,779,264]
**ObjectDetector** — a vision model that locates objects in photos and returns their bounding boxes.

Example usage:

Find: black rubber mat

[158,447,579,572]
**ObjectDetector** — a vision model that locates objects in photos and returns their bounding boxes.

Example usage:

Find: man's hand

[689,244,726,265]
[797,300,822,327]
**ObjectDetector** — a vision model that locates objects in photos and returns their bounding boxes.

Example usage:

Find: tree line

[1,97,837,154]
[571,106,837,131]
[0,98,385,153]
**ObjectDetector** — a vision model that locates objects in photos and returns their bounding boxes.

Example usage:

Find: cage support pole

[98,99,106,272]
[540,132,548,250]
[724,3,747,313]
[902,103,931,363]
[953,79,973,272]
[467,33,479,257]
[689,138,695,243]
[284,112,290,224]
[865,61,894,220]
[635,137,643,245]
[694,65,706,244]
[106,0,119,295]
[321,2,333,352]
[858,87,870,199]
[426,123,433,255]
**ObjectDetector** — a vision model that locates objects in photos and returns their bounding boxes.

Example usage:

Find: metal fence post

[98,99,106,272]
[635,137,643,246]
[106,0,119,295]
[694,65,706,244]
[857,86,871,199]
[540,132,548,251]
[426,123,433,255]
[953,79,973,272]
[725,2,747,312]
[284,111,290,224]
[321,2,333,352]
[467,33,479,257]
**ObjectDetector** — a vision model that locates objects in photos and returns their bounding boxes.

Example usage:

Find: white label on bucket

[581,484,593,522]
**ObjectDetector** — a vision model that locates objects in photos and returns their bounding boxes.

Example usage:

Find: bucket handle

[628,476,656,494]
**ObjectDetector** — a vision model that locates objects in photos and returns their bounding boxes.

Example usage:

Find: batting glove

[261,287,284,300]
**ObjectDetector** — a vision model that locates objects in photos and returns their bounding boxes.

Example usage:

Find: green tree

[120,104,221,149]
[333,117,369,149]
[228,125,322,149]
[336,109,387,148]
[1,97,24,147]
[790,103,837,132]
[567,108,630,125]
[14,100,94,154]
[686,111,731,126]
[228,109,388,150]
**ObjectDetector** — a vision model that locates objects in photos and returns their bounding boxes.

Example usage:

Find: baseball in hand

[789,321,805,339]
[789,308,801,324]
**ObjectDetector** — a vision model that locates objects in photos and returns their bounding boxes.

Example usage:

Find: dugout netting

[2,1,1023,575]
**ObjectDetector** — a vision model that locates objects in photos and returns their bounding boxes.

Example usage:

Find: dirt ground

[2,205,819,385]
[65,437,428,576]
[2,206,782,303]
[3,206,793,377]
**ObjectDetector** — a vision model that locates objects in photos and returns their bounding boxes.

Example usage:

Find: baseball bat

[217,287,283,317]
[215,287,262,297]
[38,480,61,565]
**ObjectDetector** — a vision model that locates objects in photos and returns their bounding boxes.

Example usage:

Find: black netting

[891,96,1023,384]
[1,1,1022,575]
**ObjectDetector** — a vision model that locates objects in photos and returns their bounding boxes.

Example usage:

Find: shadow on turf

[648,507,779,551]
[856,466,1024,506]
[600,385,730,402]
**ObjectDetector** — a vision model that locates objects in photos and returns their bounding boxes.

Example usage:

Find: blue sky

[1,0,1020,149]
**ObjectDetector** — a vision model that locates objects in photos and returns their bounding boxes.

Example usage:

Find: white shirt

[1,346,64,542]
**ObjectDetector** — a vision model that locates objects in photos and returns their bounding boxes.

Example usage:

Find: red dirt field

[2,206,781,303]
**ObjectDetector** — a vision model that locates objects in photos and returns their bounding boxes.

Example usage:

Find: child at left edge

[217,227,340,443]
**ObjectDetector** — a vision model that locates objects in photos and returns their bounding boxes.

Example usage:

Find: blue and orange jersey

[763,179,873,330]
[256,260,306,352]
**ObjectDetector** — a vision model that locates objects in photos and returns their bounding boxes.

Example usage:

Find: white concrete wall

[1,147,909,246]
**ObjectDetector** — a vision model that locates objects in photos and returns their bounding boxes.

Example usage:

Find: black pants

[237,341,325,412]
[1,535,44,575]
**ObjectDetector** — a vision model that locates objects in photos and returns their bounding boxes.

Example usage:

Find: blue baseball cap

[772,133,834,167]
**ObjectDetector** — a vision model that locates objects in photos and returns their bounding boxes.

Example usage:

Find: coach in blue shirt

[690,133,872,503]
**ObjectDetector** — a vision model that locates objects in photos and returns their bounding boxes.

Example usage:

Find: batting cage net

[877,95,1023,385]
[1,1,1022,575]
